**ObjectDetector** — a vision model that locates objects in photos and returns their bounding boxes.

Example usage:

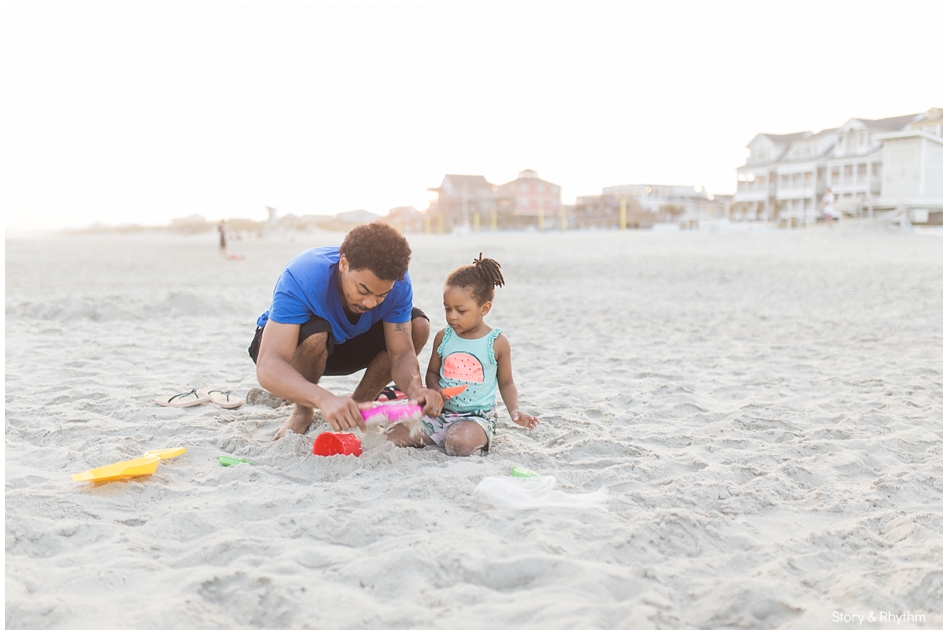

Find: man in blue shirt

[249,222,443,440]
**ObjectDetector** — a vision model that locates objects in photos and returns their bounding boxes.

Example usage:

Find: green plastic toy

[510,465,539,478]
[219,456,252,467]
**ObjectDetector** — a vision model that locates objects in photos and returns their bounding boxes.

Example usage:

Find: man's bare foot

[272,405,315,441]
[385,420,432,448]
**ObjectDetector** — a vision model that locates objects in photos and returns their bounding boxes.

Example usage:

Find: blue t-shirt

[256,246,413,345]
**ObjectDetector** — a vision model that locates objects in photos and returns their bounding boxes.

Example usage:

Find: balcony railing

[827,177,881,188]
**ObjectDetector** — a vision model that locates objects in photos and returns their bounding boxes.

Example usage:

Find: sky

[4,2,944,231]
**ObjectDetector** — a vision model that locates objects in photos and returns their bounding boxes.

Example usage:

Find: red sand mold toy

[312,432,363,457]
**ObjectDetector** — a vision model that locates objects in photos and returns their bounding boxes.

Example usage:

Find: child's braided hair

[445,252,505,304]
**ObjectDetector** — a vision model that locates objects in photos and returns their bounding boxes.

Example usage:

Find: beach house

[335,209,380,224]
[821,113,932,218]
[385,206,426,234]
[732,132,810,223]
[733,108,943,226]
[773,129,837,224]
[570,184,729,229]
[420,170,563,232]
[425,174,498,232]
[495,169,563,229]
[876,108,943,225]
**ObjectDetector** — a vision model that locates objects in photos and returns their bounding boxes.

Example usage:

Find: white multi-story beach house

[774,128,837,222]
[733,131,809,222]
[733,108,943,225]
[876,109,944,225]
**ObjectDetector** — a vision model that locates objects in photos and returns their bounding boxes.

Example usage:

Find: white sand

[5,224,942,629]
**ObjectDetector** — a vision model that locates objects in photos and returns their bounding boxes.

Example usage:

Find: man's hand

[510,409,539,430]
[320,393,366,432]
[409,387,443,418]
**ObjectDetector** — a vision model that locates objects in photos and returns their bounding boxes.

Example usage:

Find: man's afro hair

[339,221,412,281]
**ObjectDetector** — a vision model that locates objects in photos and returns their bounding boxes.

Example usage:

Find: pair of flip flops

[154,388,244,409]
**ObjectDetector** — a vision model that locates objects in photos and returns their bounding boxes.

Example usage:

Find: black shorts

[248,307,428,377]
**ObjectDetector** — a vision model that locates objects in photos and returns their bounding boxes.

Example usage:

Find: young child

[386,253,539,456]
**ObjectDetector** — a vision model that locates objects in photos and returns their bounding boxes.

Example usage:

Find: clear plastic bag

[473,475,608,510]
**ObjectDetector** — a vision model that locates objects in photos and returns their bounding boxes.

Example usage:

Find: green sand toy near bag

[510,466,540,478]
[219,456,252,467]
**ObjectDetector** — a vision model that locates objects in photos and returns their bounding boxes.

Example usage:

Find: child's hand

[510,409,539,430]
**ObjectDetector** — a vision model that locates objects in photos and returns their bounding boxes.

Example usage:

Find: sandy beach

[5,224,942,629]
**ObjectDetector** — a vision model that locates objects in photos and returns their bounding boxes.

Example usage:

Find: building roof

[335,209,380,223]
[851,113,920,131]
[760,131,811,144]
[436,174,496,197]
[498,170,560,189]
[387,206,423,219]
[777,128,838,164]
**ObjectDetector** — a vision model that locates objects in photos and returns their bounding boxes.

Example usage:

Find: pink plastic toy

[359,402,423,425]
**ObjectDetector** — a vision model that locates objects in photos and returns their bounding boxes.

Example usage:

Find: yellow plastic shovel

[72,456,160,482]
[71,447,187,483]
[143,447,187,460]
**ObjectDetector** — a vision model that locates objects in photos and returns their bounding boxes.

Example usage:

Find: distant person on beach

[249,221,442,440]
[386,253,539,456]
[218,220,227,253]
[821,188,836,226]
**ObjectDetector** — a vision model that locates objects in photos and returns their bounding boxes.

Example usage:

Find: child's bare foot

[272,405,314,441]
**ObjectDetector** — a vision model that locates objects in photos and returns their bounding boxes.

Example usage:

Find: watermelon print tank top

[437,326,502,412]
